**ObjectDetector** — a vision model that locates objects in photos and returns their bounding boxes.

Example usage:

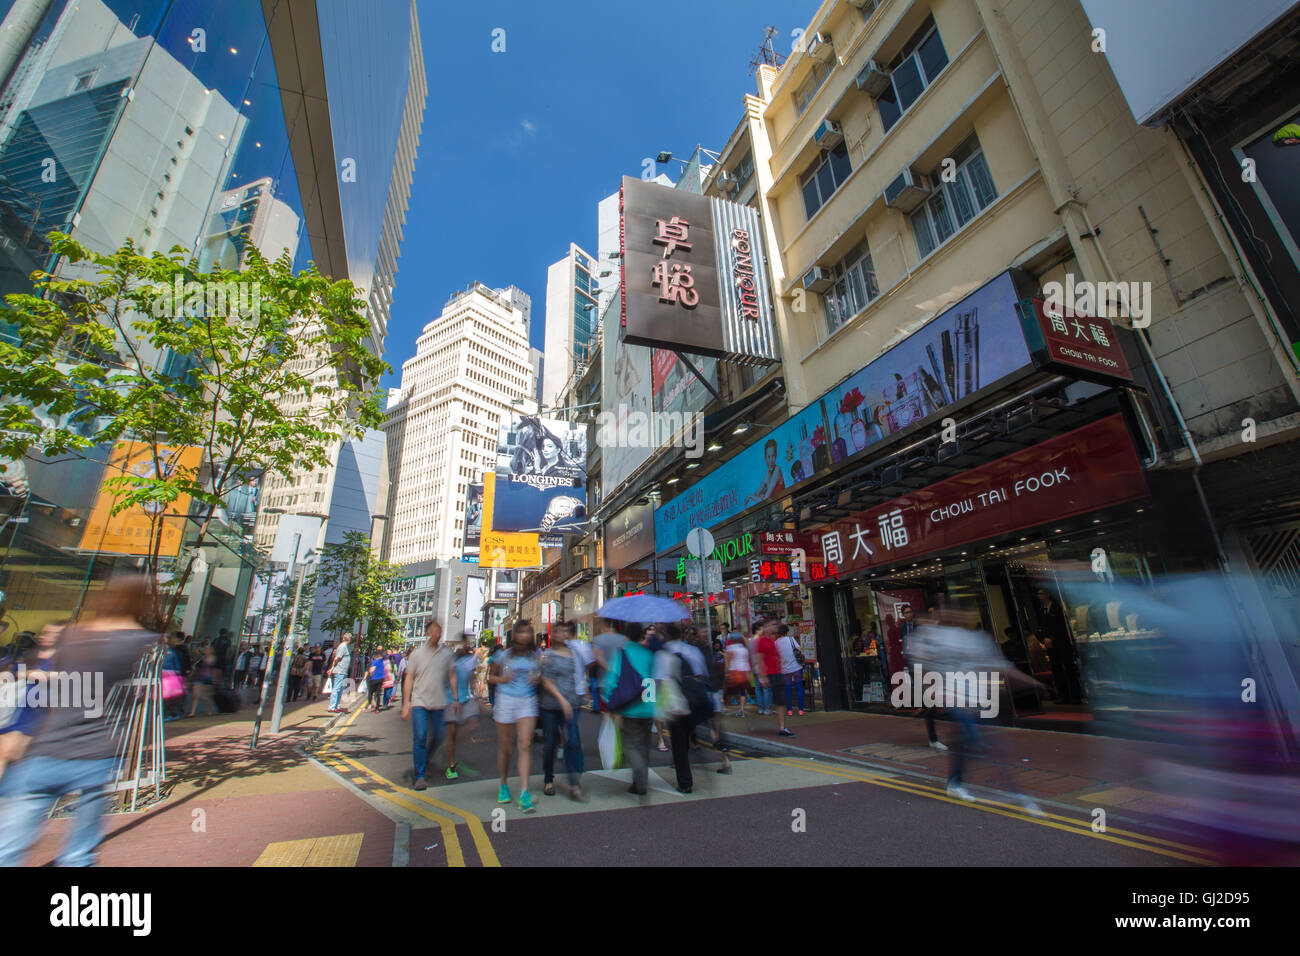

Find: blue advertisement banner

[653,270,1035,552]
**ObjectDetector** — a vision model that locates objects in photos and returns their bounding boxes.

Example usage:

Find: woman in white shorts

[487,621,541,813]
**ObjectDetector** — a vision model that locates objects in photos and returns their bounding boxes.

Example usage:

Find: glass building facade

[0,0,424,656]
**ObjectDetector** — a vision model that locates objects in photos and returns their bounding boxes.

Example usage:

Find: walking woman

[487,621,541,813]
[723,634,751,717]
[187,647,220,717]
[538,622,584,800]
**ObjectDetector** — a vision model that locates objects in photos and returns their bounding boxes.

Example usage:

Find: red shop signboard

[1020,297,1132,383]
[809,413,1147,576]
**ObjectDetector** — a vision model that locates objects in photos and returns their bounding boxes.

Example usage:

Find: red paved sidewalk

[15,692,394,867]
[721,708,1188,818]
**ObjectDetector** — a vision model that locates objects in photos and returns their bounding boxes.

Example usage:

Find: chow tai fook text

[808,414,1148,576]
[620,175,778,365]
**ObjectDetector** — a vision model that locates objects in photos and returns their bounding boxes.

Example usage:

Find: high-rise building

[541,242,600,407]
[0,0,426,646]
[383,283,533,568]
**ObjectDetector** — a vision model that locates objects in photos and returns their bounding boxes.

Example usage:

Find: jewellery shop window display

[837,579,890,708]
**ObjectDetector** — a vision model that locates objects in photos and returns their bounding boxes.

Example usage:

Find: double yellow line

[311,707,500,868]
[759,754,1214,865]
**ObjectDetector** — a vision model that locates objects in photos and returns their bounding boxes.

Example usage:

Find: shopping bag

[597,713,623,770]
[654,678,689,721]
[161,670,185,700]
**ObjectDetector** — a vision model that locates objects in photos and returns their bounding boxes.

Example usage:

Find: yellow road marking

[760,755,1213,865]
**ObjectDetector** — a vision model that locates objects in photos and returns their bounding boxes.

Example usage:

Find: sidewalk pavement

[717,706,1194,827]
[15,687,394,867]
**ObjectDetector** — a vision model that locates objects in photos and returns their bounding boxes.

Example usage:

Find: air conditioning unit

[806,33,834,63]
[717,170,739,195]
[812,118,843,149]
[855,59,890,97]
[883,168,931,212]
[847,0,878,9]
[802,266,834,293]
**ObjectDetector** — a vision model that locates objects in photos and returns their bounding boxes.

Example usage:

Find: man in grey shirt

[401,620,457,790]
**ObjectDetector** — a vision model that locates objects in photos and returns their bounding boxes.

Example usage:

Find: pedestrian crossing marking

[252,832,363,867]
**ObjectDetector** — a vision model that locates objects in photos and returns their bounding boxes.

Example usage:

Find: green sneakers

[518,790,536,813]
[497,784,511,804]
[445,765,459,780]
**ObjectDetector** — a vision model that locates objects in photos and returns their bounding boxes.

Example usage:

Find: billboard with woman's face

[492,414,588,533]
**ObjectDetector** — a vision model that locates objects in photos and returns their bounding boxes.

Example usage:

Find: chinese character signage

[492,414,588,534]
[1019,298,1132,383]
[620,176,778,365]
[759,531,816,555]
[79,442,203,557]
[808,414,1147,577]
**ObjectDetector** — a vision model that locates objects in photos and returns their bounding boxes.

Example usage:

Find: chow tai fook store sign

[1018,298,1133,384]
[620,175,778,365]
[808,414,1147,576]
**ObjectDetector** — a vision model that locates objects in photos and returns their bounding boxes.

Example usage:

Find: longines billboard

[620,175,778,366]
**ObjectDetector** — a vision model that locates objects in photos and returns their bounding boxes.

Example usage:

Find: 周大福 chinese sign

[619,176,778,366]
[807,414,1147,576]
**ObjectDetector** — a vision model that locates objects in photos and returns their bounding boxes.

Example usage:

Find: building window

[910,135,997,259]
[800,142,853,219]
[824,239,880,333]
[72,71,96,92]
[794,61,831,115]
[876,17,949,133]
[733,151,755,189]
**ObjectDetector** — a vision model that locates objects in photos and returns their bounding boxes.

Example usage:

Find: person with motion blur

[723,633,751,718]
[602,623,655,797]
[538,621,585,800]
[307,644,325,701]
[748,621,771,714]
[0,620,65,783]
[401,620,456,790]
[656,622,718,793]
[444,637,478,780]
[187,646,220,717]
[488,621,541,812]
[776,623,806,717]
[0,576,158,866]
[905,607,947,752]
[365,646,390,713]
[288,645,309,702]
[908,604,1044,815]
[326,635,352,713]
[753,623,791,736]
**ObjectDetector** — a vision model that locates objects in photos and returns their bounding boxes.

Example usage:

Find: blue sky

[383,0,813,386]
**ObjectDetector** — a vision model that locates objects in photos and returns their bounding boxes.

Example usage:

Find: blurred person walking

[187,647,221,717]
[748,622,771,714]
[365,647,390,713]
[656,623,718,793]
[723,634,751,717]
[905,607,948,751]
[401,621,455,790]
[288,646,309,702]
[307,644,325,701]
[753,623,791,736]
[602,623,655,797]
[908,605,1044,814]
[233,643,250,689]
[488,621,541,812]
[326,636,352,713]
[443,638,478,779]
[0,576,158,866]
[538,622,584,800]
[0,620,65,783]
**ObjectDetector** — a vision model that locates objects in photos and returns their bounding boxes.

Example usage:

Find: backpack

[789,635,805,667]
[606,650,646,711]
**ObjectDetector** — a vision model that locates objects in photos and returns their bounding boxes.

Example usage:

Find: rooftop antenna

[749,25,787,75]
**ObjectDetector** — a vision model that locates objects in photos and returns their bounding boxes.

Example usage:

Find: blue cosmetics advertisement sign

[654,270,1035,552]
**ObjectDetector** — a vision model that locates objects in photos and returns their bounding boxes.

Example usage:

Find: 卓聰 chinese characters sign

[620,176,777,366]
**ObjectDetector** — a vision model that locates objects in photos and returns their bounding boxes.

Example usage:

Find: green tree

[314,530,404,656]
[0,233,387,630]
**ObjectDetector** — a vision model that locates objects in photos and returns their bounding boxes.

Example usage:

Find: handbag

[382,673,395,689]
[161,670,185,699]
[596,714,624,770]
[654,677,689,721]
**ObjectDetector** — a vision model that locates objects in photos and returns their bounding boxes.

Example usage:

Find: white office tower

[541,242,599,408]
[384,283,533,565]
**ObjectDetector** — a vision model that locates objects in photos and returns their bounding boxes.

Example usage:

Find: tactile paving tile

[252,832,364,867]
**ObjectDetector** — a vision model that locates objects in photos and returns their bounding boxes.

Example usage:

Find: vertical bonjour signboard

[619,175,778,365]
